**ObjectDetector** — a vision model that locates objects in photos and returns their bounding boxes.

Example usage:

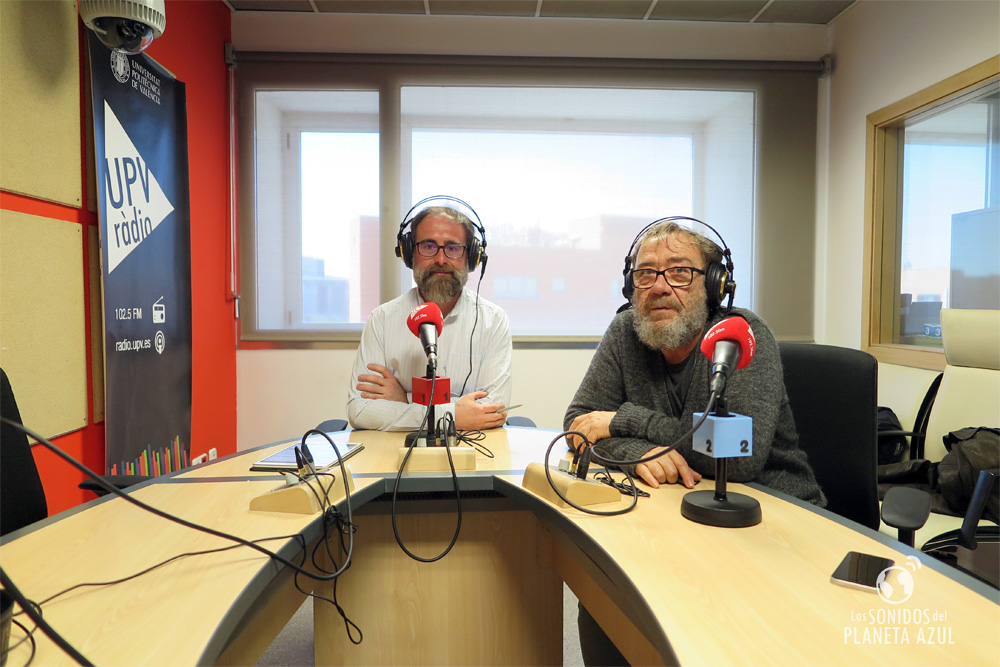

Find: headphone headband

[621,215,736,313]
[396,195,488,275]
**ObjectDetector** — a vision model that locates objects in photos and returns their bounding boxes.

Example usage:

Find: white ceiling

[223,0,857,25]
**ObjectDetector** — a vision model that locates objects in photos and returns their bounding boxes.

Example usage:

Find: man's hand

[455,391,506,431]
[356,364,407,403]
[567,411,616,451]
[634,447,701,489]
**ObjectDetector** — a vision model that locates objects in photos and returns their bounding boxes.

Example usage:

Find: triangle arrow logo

[102,101,174,273]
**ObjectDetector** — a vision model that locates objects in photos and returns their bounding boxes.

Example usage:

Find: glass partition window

[865,58,999,366]
[898,93,999,345]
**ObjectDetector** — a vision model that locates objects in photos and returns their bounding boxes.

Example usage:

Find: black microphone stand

[405,360,441,448]
[680,396,762,527]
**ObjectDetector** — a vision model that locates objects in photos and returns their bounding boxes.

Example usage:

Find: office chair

[315,418,349,432]
[778,343,881,530]
[877,372,942,460]
[505,416,537,428]
[881,308,1000,548]
[1,368,48,536]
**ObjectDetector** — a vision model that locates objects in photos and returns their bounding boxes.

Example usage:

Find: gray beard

[415,264,468,305]
[633,298,709,352]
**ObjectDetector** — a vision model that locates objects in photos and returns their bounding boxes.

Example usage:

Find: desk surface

[2,427,997,666]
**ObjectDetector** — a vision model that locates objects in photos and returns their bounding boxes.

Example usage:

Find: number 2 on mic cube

[692,412,753,458]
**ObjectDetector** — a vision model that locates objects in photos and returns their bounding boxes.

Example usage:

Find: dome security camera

[80,0,166,55]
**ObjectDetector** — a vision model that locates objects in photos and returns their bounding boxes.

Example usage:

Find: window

[238,55,820,342]
[250,90,379,333]
[864,57,999,368]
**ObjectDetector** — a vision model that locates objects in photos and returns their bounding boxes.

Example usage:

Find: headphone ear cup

[398,232,414,269]
[704,261,727,311]
[621,259,634,300]
[466,237,481,271]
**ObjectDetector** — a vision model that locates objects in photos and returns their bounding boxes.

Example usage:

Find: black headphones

[395,195,488,275]
[621,216,736,313]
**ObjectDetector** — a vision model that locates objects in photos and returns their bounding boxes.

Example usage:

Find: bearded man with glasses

[347,204,512,432]
[564,219,824,666]
[566,220,823,499]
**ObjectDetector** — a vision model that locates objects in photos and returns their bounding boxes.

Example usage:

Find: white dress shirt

[346,287,513,431]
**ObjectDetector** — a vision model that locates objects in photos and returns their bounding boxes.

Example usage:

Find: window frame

[237,53,820,346]
[862,56,1000,370]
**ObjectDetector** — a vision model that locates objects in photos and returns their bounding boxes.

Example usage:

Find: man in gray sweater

[564,220,824,504]
[565,219,825,666]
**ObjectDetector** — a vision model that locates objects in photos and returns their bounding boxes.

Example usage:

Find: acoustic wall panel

[0,210,88,439]
[0,0,82,207]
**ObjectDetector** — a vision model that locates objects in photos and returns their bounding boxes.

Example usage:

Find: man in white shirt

[346,203,513,431]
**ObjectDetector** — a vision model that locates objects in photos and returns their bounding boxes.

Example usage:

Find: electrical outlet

[191,454,207,466]
[208,447,218,460]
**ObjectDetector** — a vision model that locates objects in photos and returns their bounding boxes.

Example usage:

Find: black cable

[17,533,307,613]
[457,428,492,458]
[289,482,362,646]
[539,431,639,516]
[585,392,718,468]
[458,263,484,397]
[0,418,356,584]
[538,393,721,515]
[390,379,464,562]
[9,615,37,666]
[0,568,91,666]
[303,507,363,644]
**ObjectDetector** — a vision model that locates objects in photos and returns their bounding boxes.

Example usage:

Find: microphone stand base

[522,462,622,508]
[397,446,477,471]
[680,490,761,527]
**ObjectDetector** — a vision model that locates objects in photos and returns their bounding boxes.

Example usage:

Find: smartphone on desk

[831,551,894,592]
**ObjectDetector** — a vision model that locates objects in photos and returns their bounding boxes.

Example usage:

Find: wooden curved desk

[1,427,997,666]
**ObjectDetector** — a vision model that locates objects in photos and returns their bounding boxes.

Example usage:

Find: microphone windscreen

[700,316,755,369]
[407,302,444,337]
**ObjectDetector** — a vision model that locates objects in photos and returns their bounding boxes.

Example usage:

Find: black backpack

[938,427,1000,523]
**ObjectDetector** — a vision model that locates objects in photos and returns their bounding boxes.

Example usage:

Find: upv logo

[102,101,174,273]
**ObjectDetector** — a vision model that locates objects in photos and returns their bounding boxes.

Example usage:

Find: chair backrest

[779,343,880,530]
[924,309,1000,462]
[315,418,349,433]
[1,368,48,536]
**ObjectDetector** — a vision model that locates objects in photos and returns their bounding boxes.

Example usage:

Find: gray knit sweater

[564,307,826,506]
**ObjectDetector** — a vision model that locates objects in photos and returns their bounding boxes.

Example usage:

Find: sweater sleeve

[563,313,689,467]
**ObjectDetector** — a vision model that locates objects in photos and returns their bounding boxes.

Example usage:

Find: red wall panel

[1,0,234,516]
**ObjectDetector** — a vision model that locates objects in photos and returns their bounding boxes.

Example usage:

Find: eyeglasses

[631,266,705,289]
[416,240,467,259]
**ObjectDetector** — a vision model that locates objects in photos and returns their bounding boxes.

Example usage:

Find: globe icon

[876,566,915,604]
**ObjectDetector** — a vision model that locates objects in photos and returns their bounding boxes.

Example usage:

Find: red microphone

[700,316,755,395]
[407,303,450,408]
[407,302,444,368]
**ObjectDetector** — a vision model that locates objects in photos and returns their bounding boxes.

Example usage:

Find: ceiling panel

[540,1,653,20]
[429,0,538,17]
[756,0,854,24]
[647,1,767,22]
[228,0,315,12]
[225,0,857,24]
